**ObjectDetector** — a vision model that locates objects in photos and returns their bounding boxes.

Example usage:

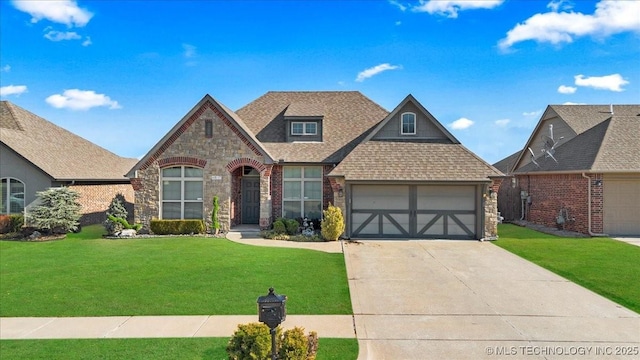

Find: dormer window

[401,112,416,135]
[291,122,317,136]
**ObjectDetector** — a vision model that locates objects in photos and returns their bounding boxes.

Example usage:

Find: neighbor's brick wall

[516,173,603,234]
[69,183,134,225]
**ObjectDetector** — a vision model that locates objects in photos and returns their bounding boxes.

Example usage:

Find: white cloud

[499,1,640,50]
[82,36,92,46]
[389,0,407,12]
[450,117,474,130]
[44,30,81,41]
[1,65,10,72]
[523,110,542,117]
[395,20,402,26]
[494,119,510,127]
[574,73,629,92]
[412,0,504,18]
[557,85,577,94]
[547,0,573,12]
[12,0,93,27]
[0,85,28,97]
[355,63,401,82]
[183,43,196,58]
[45,89,121,111]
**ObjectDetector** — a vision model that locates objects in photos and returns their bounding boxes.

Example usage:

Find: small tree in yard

[104,193,128,235]
[321,203,345,241]
[26,187,81,234]
[211,196,220,234]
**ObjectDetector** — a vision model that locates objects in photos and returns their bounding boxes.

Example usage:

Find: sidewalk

[0,315,355,340]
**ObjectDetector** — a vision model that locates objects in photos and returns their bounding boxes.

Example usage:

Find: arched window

[160,166,203,219]
[401,112,416,135]
[1,178,25,214]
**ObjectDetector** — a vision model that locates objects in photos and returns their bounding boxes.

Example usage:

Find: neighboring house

[0,101,138,225]
[128,92,503,240]
[495,104,640,236]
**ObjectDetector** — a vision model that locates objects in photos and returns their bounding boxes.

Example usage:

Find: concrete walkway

[344,240,640,360]
[0,315,354,339]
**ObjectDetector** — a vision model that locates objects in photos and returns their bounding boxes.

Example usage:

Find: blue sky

[1,0,639,164]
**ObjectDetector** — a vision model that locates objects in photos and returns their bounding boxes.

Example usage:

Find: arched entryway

[240,166,260,224]
[226,158,271,228]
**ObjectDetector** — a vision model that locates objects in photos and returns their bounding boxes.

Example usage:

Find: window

[161,166,203,219]
[291,122,317,136]
[283,166,322,220]
[401,112,416,135]
[205,120,213,138]
[1,178,25,214]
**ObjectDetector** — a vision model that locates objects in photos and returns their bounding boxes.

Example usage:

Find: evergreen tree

[26,187,81,234]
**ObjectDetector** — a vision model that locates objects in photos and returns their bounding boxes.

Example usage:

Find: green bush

[104,194,129,236]
[285,218,300,235]
[272,219,286,234]
[9,214,24,233]
[149,220,205,235]
[279,327,318,360]
[226,323,280,360]
[321,203,345,241]
[26,187,81,234]
[211,196,220,233]
[107,215,142,232]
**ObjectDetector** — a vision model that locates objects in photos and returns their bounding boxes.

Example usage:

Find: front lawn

[0,338,358,360]
[495,224,640,314]
[0,226,351,317]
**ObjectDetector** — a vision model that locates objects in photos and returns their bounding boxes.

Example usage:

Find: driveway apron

[343,240,639,360]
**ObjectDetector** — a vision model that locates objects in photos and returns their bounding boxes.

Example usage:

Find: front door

[242,177,260,224]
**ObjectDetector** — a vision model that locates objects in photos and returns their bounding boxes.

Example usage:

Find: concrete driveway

[344,240,639,360]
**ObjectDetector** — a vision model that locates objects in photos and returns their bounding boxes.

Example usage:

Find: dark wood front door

[242,177,260,224]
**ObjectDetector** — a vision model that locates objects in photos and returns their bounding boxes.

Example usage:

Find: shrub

[285,218,300,235]
[226,323,280,360]
[107,215,142,231]
[104,194,129,235]
[272,219,286,234]
[149,219,205,235]
[321,203,345,241]
[279,327,319,360]
[9,214,24,233]
[26,187,81,234]
[0,215,10,234]
[211,196,220,233]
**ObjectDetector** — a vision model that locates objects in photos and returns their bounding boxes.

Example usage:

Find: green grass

[495,224,640,314]
[0,226,351,316]
[0,338,358,360]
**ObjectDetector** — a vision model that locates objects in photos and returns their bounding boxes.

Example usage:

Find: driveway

[343,240,639,360]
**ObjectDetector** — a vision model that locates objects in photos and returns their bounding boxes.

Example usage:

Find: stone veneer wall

[131,101,270,232]
[483,179,502,239]
[69,183,134,225]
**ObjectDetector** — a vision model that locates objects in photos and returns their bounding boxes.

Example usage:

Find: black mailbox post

[257,288,287,360]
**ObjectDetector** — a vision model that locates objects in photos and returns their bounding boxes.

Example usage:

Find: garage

[349,184,480,239]
[604,175,640,235]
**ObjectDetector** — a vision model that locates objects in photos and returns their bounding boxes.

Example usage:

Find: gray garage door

[604,175,640,236]
[350,185,477,239]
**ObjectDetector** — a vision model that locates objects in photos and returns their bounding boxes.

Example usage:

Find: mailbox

[257,287,287,329]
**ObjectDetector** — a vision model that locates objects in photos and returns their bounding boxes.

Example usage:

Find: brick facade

[515,173,603,234]
[69,183,134,225]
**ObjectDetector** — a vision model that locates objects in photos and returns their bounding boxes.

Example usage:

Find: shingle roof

[330,140,503,181]
[0,101,137,181]
[492,150,521,174]
[550,105,640,135]
[284,102,325,117]
[236,91,389,163]
[516,114,640,173]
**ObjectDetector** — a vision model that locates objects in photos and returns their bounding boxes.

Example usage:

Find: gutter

[581,173,608,237]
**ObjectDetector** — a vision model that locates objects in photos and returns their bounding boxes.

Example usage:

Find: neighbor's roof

[0,101,137,181]
[549,104,640,135]
[492,150,521,174]
[516,114,640,173]
[236,91,389,163]
[330,140,503,182]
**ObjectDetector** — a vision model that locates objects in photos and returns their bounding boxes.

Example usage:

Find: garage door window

[283,166,322,220]
[161,166,203,219]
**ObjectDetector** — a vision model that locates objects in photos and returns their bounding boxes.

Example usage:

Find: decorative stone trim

[130,178,143,191]
[158,156,207,168]
[226,157,267,173]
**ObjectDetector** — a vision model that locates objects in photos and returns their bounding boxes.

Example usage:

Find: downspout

[581,173,608,237]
